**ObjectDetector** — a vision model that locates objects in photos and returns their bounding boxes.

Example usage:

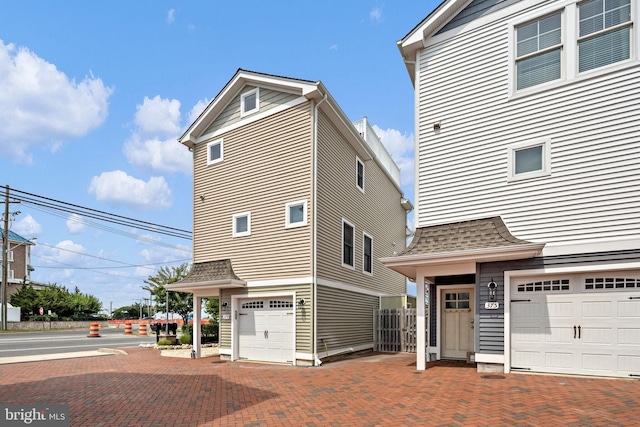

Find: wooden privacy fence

[373,308,422,353]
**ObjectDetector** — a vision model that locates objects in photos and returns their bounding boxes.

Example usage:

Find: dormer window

[241,88,259,116]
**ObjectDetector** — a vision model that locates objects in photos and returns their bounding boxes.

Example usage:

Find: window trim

[356,157,365,192]
[342,218,355,269]
[206,138,224,166]
[240,87,259,117]
[363,232,373,275]
[232,211,251,237]
[285,200,308,229]
[507,138,551,181]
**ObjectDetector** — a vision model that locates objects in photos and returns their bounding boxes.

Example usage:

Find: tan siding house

[169,69,412,366]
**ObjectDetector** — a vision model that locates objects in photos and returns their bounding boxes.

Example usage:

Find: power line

[9,187,192,239]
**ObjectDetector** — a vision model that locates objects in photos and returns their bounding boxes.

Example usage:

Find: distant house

[383,0,640,378]
[1,229,36,298]
[168,69,413,366]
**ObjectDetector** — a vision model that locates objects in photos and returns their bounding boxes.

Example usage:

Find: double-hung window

[356,157,365,192]
[516,12,563,90]
[342,219,355,268]
[363,233,372,275]
[578,0,632,72]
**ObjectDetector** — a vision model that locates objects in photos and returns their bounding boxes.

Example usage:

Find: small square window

[342,219,355,268]
[285,200,308,228]
[241,88,259,116]
[508,139,551,181]
[363,233,372,275]
[232,212,251,237]
[207,139,223,165]
[356,157,365,192]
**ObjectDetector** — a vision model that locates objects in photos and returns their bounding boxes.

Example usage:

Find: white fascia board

[179,70,321,146]
[166,279,247,293]
[381,243,545,278]
[399,0,468,54]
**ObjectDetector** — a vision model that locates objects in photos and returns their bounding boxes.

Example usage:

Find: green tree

[112,303,148,320]
[204,298,219,328]
[143,264,193,321]
[10,282,40,320]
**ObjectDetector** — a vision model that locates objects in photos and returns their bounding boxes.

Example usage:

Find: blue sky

[1,1,434,312]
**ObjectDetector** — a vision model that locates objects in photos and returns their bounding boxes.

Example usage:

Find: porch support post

[193,296,202,358]
[416,272,427,370]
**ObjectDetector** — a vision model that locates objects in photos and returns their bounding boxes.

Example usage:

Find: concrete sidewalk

[0,347,638,426]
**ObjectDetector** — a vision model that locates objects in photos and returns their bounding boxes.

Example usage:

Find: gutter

[313,93,327,367]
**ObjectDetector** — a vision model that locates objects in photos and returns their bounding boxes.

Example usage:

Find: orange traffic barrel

[87,322,101,338]
[124,321,133,335]
[139,322,148,336]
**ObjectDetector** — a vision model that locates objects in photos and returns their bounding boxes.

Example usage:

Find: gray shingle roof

[177,259,242,285]
[401,216,533,256]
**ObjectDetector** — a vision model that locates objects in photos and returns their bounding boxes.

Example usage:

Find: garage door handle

[574,325,577,339]
[578,325,581,339]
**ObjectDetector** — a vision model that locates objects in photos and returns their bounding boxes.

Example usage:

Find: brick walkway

[0,348,638,426]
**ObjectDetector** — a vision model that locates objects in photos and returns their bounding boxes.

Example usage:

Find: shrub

[179,334,192,345]
[157,339,172,346]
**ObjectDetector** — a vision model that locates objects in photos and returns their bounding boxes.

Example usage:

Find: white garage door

[511,274,640,378]
[238,298,294,363]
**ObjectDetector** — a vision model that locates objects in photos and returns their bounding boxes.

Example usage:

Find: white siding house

[383,0,640,378]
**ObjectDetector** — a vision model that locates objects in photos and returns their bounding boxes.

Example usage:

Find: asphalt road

[0,327,157,358]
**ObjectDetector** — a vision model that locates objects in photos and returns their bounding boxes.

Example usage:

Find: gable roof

[397,0,518,82]
[380,217,544,280]
[179,68,405,191]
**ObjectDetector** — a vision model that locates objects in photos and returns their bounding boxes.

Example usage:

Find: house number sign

[485,301,499,310]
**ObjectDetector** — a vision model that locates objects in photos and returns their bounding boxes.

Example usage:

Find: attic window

[207,138,223,165]
[241,88,259,116]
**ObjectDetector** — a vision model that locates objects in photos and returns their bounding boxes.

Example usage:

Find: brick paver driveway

[0,348,638,426]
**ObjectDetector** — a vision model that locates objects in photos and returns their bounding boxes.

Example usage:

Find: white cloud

[0,40,112,162]
[370,7,383,23]
[88,170,172,210]
[134,95,181,135]
[122,95,198,174]
[66,213,87,234]
[11,214,42,237]
[329,44,339,51]
[187,98,210,125]
[167,9,176,24]
[35,239,88,279]
[372,125,414,192]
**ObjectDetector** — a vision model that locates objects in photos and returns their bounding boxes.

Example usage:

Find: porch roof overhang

[380,217,545,281]
[166,259,246,296]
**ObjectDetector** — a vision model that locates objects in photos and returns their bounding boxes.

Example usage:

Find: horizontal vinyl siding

[316,285,378,357]
[204,86,300,135]
[315,110,407,296]
[476,249,640,354]
[220,285,313,355]
[416,3,640,245]
[193,102,313,280]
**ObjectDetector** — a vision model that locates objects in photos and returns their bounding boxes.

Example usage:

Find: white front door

[511,274,640,378]
[441,287,475,359]
[238,298,294,363]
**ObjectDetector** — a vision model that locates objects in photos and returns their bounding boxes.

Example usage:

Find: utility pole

[2,185,9,330]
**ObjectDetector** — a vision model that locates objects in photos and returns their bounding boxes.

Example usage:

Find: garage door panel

[512,327,542,343]
[545,352,573,369]
[547,301,572,318]
[582,353,612,371]
[513,350,542,367]
[581,301,612,318]
[545,327,572,344]
[618,300,640,318]
[582,328,612,345]
[618,355,640,372]
[618,328,640,346]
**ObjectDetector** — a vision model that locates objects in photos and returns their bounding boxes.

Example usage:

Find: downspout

[313,93,327,366]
